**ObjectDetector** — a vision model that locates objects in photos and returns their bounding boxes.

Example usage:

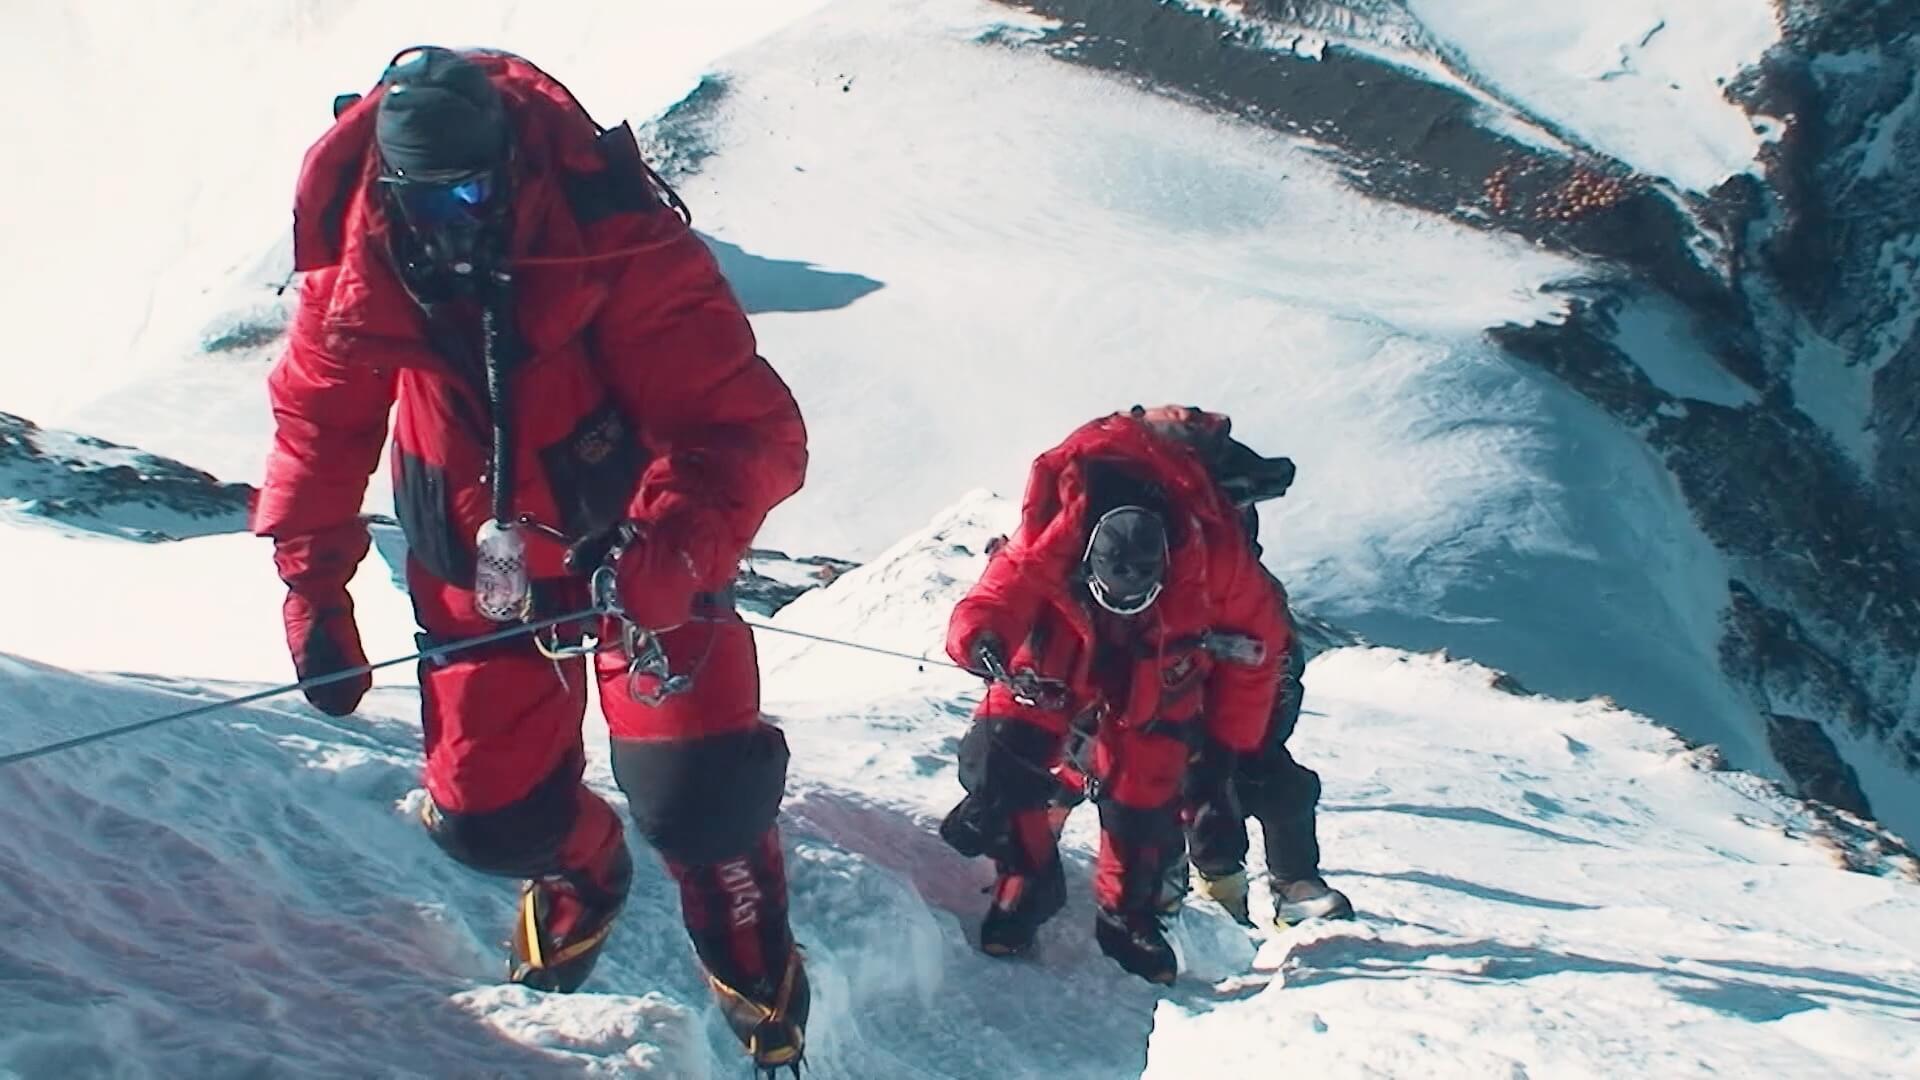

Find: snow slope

[4,493,1916,1078]
[18,0,1783,788]
[1165,1,1779,194]
[5,0,1918,1073]
[1150,653,1920,1079]
[604,0,1779,775]
[1399,0,1782,193]
[0,0,834,424]
[0,521,418,690]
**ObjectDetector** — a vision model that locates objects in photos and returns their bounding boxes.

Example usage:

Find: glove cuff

[274,521,372,594]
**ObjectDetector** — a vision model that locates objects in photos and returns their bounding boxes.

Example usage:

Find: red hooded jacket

[250,52,805,607]
[946,413,1288,754]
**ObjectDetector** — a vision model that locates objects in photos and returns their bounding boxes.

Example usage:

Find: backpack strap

[563,123,669,225]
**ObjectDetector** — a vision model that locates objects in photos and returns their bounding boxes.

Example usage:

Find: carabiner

[621,624,693,706]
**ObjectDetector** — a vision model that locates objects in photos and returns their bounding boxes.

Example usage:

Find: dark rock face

[637,74,731,185]
[736,550,861,617]
[1735,4,1920,544]
[0,413,254,542]
[989,0,1920,835]
[1000,0,1733,315]
[1717,2,1920,813]
[1766,712,1872,817]
[1493,304,1920,788]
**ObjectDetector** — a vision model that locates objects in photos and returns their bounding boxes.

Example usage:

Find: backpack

[1131,405,1296,510]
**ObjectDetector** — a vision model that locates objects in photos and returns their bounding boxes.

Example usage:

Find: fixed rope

[0,607,606,769]
[735,619,968,672]
[0,610,974,769]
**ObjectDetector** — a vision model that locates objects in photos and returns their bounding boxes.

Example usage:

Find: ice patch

[1611,291,1759,408]
[1401,0,1782,192]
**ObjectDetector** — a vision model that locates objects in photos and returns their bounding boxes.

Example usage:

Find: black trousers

[1184,629,1324,882]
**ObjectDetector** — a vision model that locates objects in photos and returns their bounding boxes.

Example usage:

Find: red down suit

[250,52,807,995]
[945,412,1290,913]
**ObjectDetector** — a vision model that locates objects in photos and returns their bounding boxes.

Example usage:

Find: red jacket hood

[946,412,1287,748]
[1012,412,1238,592]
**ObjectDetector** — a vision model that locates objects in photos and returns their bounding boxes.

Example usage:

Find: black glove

[966,633,1008,679]
[283,588,370,717]
[563,521,641,578]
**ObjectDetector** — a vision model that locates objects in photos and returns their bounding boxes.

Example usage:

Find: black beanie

[375,47,509,179]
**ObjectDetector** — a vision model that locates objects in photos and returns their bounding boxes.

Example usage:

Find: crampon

[710,947,811,1078]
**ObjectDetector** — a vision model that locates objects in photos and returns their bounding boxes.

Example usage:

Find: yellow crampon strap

[519,889,545,968]
[709,951,805,1067]
[511,886,616,978]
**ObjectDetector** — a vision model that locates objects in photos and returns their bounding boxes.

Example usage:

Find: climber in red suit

[252,46,808,1073]
[939,408,1289,983]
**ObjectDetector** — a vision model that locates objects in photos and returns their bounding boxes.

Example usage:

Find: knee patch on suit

[957,716,1061,809]
[422,756,581,879]
[612,724,790,866]
[1245,755,1321,824]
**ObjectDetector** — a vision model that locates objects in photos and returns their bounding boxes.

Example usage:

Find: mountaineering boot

[980,854,1067,957]
[508,841,634,993]
[1272,876,1354,927]
[1094,907,1179,985]
[708,946,811,1078]
[1195,867,1252,925]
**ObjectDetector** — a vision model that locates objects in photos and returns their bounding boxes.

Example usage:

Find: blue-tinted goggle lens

[390,173,495,226]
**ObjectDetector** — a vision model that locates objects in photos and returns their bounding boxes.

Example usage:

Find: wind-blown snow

[7,494,1915,1078]
[1400,0,1781,193]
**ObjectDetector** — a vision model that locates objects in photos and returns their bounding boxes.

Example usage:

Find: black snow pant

[1184,626,1324,882]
